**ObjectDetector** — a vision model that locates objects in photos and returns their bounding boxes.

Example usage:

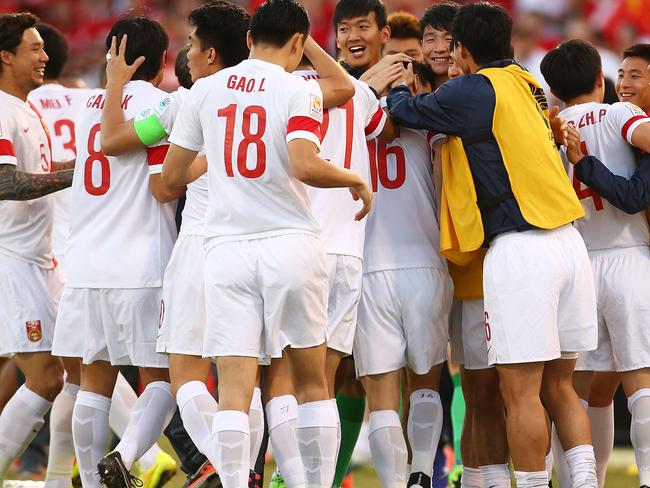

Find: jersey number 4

[573,140,603,211]
[84,123,110,196]
[218,104,266,178]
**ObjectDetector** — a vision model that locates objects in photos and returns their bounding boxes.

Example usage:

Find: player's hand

[565,124,584,165]
[390,62,415,90]
[549,105,568,146]
[349,179,372,221]
[360,53,412,95]
[363,62,405,96]
[105,34,145,88]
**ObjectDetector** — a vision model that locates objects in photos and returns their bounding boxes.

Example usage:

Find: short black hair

[188,1,250,68]
[387,12,420,40]
[419,2,459,39]
[413,61,435,90]
[622,43,650,65]
[105,16,168,82]
[0,12,39,72]
[540,39,602,102]
[175,45,192,89]
[250,0,309,48]
[450,2,512,66]
[333,0,387,31]
[36,23,67,79]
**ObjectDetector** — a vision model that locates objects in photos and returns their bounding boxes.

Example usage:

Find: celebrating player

[388,4,598,487]
[0,12,74,483]
[542,39,650,488]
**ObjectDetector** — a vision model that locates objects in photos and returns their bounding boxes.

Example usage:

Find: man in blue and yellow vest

[387,3,599,487]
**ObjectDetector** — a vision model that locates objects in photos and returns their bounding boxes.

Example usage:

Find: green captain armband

[134,111,168,146]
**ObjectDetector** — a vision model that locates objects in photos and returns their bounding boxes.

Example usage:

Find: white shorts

[324,254,363,355]
[577,246,650,372]
[53,287,168,368]
[483,225,597,365]
[157,235,206,356]
[203,233,328,359]
[354,267,453,377]
[449,298,491,370]
[0,255,59,356]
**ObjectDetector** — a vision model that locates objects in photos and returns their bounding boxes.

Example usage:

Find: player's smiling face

[421,25,452,77]
[336,12,388,71]
[617,56,650,113]
[6,28,48,93]
[186,29,215,82]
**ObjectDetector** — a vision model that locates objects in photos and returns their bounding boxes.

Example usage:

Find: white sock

[249,387,265,469]
[407,389,443,477]
[588,404,613,488]
[108,373,137,435]
[0,385,52,481]
[72,391,111,488]
[212,410,250,488]
[368,410,407,488]
[462,466,484,487]
[45,382,80,482]
[296,399,340,488]
[480,464,509,487]
[629,389,650,486]
[267,395,305,487]
[513,470,548,488]
[114,380,175,469]
[552,422,571,488]
[565,444,597,487]
[545,451,553,482]
[176,380,219,463]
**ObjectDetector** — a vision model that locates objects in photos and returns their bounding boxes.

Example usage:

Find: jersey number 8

[84,123,110,196]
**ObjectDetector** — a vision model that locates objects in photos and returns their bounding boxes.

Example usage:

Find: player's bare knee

[26,359,64,401]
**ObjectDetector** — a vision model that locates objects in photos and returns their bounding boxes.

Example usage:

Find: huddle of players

[1,0,650,488]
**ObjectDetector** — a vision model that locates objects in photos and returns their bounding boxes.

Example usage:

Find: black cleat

[248,469,262,488]
[407,471,432,488]
[97,451,143,488]
[182,460,222,488]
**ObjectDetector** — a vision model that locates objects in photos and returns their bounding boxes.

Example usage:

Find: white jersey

[64,80,177,288]
[28,84,93,263]
[171,59,324,248]
[135,86,208,237]
[0,89,53,268]
[363,128,447,273]
[293,70,386,259]
[560,102,650,251]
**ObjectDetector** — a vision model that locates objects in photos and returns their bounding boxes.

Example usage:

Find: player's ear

[207,47,219,66]
[288,32,303,56]
[595,70,604,88]
[380,25,391,45]
[246,30,253,50]
[0,49,13,68]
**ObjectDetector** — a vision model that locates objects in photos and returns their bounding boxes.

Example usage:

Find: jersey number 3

[218,104,266,179]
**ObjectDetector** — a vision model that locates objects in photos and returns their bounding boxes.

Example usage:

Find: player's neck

[249,45,293,72]
[0,76,29,101]
[565,92,601,108]
[433,75,449,90]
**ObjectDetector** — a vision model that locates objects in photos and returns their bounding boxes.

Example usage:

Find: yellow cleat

[139,451,178,488]
[70,459,81,488]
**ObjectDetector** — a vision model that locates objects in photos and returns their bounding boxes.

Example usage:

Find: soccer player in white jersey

[99,3,259,484]
[51,18,182,488]
[163,1,371,486]
[0,12,77,483]
[351,46,453,488]
[29,22,178,488]
[541,40,650,488]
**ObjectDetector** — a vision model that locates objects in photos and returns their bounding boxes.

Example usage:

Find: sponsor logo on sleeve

[309,94,322,119]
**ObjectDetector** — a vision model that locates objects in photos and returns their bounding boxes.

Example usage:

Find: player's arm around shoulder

[100,35,147,156]
[303,36,354,108]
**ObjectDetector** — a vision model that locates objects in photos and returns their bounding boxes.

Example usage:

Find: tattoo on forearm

[0,164,74,201]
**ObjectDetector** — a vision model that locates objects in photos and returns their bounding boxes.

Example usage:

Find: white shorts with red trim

[156,235,206,356]
[203,233,328,360]
[577,246,650,372]
[483,225,598,365]
[53,287,168,368]
[0,254,58,356]
[354,267,452,377]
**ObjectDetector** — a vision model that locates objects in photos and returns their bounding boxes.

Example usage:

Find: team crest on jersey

[625,102,647,117]
[310,94,322,119]
[25,320,42,342]
[139,108,153,119]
